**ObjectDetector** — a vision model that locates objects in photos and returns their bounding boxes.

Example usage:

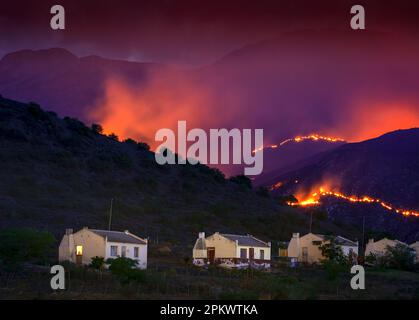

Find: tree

[108,133,119,141]
[0,228,55,270]
[318,236,348,265]
[384,244,415,271]
[137,142,150,151]
[89,256,105,270]
[91,123,103,134]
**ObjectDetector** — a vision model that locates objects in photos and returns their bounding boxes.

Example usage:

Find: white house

[287,233,359,264]
[365,238,408,258]
[59,227,148,269]
[192,232,271,269]
[410,241,419,263]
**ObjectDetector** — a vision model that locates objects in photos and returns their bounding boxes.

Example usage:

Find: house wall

[236,245,271,261]
[192,249,207,259]
[342,245,358,257]
[410,242,419,263]
[58,229,106,265]
[205,233,237,258]
[288,233,325,264]
[365,238,400,257]
[105,241,147,269]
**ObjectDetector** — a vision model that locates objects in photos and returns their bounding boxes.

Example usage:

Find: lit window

[110,245,118,257]
[76,245,83,256]
[134,247,139,258]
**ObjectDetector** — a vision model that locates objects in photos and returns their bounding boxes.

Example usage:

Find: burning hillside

[286,186,419,217]
[253,134,345,153]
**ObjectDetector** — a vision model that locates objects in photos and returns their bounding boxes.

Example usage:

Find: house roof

[90,229,146,245]
[221,234,270,248]
[313,234,358,247]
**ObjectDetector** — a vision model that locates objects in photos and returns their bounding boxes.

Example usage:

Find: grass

[2,255,419,300]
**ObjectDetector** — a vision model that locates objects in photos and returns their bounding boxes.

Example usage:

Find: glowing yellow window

[76,245,83,256]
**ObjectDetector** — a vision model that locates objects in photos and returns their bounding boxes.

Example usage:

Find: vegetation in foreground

[1,258,419,300]
[0,228,418,300]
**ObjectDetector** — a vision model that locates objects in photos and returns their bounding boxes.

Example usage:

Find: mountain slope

[269,129,419,209]
[265,129,419,242]
[0,48,168,119]
[0,96,365,252]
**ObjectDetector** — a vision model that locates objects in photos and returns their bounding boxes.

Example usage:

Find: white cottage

[287,233,359,264]
[59,227,148,269]
[192,232,271,269]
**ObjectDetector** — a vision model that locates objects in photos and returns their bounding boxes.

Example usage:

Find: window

[76,245,83,256]
[260,249,265,260]
[110,245,118,257]
[240,248,247,259]
[312,241,322,246]
[134,247,139,258]
[121,246,127,257]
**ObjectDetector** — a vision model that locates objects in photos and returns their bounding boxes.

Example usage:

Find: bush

[0,228,55,270]
[137,142,150,151]
[108,133,119,141]
[385,244,416,271]
[318,236,348,266]
[106,257,146,284]
[91,123,103,134]
[27,102,45,120]
[89,256,105,270]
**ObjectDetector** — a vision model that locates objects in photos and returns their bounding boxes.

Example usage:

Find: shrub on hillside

[106,257,146,284]
[89,256,105,270]
[91,123,103,134]
[0,228,55,270]
[385,244,415,271]
[318,236,349,266]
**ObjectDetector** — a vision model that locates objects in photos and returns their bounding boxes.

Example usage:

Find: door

[207,247,215,264]
[302,247,308,263]
[249,248,255,260]
[121,246,127,257]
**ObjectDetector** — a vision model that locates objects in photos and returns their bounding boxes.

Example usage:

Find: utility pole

[361,215,365,258]
[108,198,114,231]
[309,211,313,233]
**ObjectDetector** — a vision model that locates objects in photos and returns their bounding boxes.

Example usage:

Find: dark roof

[221,234,270,248]
[314,234,357,247]
[90,229,146,245]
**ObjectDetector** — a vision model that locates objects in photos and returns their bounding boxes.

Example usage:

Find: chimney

[65,228,73,235]
[293,233,300,239]
[124,230,129,234]
[199,232,205,239]
[368,239,374,244]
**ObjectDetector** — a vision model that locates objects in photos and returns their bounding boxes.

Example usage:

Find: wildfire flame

[253,134,345,153]
[287,187,419,217]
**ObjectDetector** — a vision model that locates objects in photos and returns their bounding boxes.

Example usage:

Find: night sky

[1,0,418,65]
[1,0,419,146]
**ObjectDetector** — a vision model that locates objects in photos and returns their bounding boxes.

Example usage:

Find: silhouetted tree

[91,123,103,134]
